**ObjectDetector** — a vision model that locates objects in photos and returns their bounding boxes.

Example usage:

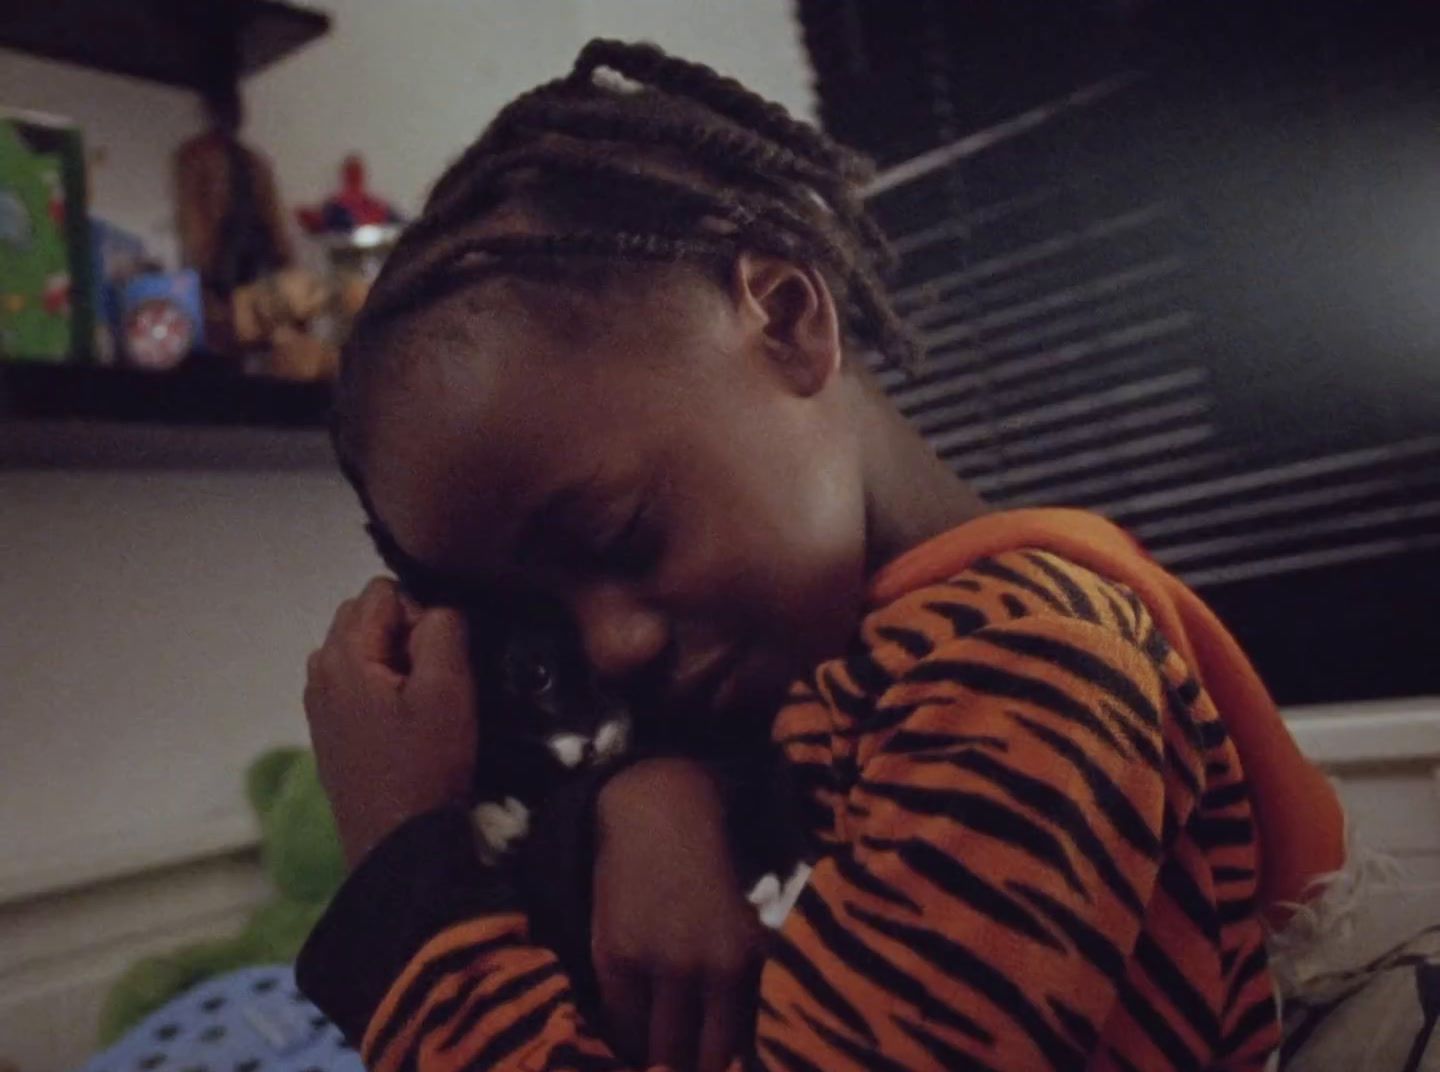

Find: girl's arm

[301,573,1265,1069]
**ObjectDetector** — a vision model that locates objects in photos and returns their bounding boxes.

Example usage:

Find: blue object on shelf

[75,965,363,1072]
[89,217,148,361]
[116,269,204,371]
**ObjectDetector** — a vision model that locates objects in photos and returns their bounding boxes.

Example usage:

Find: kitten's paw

[748,862,813,929]
[594,717,631,763]
[472,796,532,862]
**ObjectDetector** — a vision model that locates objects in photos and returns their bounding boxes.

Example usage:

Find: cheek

[664,423,868,660]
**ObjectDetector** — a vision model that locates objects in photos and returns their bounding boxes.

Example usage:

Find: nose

[570,582,669,683]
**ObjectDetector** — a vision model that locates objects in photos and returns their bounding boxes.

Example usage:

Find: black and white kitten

[465,596,633,862]
[464,595,812,928]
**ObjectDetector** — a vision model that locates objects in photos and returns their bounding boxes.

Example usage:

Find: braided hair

[336,39,917,593]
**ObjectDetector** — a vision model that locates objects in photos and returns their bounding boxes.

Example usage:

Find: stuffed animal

[229,267,339,381]
[97,748,346,1045]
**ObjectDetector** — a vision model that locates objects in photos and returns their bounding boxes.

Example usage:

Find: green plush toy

[97,747,347,1044]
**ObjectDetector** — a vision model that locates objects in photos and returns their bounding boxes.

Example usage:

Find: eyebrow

[392,467,634,603]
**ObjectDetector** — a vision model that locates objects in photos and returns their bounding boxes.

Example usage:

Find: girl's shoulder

[856,547,1161,684]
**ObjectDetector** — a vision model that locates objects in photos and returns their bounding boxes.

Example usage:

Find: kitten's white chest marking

[472,796,531,864]
[546,733,589,770]
[473,714,631,863]
[547,716,632,770]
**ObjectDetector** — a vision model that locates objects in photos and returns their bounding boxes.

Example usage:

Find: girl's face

[362,260,871,728]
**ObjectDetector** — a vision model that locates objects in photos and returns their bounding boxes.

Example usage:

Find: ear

[731,253,843,398]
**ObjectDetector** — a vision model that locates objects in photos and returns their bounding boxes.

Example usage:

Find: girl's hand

[593,758,766,1072]
[304,577,478,868]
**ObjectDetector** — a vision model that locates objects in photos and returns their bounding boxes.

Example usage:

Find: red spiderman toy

[296,154,402,235]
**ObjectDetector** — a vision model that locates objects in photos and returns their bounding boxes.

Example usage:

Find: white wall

[0,472,377,902]
[245,0,815,217]
[244,0,582,219]
[4,1,815,259]
[574,0,815,123]
[0,49,201,265]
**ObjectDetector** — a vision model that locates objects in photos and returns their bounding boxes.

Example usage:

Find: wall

[0,49,200,265]
[244,0,815,218]
[3,0,816,258]
[243,0,581,220]
[574,0,815,125]
[0,851,270,1072]
[0,469,376,1070]
[0,471,377,903]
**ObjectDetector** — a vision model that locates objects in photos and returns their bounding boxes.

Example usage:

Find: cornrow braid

[420,74,580,218]
[491,93,899,273]
[392,139,740,266]
[373,162,911,386]
[359,230,742,330]
[337,38,921,547]
[565,38,897,273]
[397,136,883,327]
[572,39,874,184]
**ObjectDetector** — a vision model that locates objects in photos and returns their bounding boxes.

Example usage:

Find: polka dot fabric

[77,967,362,1072]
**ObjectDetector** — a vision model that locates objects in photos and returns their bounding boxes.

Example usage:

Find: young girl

[299,39,1344,1071]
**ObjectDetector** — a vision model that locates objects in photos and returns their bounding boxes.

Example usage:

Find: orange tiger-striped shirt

[298,509,1343,1070]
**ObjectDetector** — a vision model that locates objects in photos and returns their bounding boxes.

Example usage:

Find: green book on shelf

[0,108,97,363]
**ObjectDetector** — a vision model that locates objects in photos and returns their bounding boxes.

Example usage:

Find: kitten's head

[468,596,632,775]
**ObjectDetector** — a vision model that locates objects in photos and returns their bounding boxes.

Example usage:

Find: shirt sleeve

[299,612,1202,1071]
[296,761,621,1045]
[753,611,1200,1070]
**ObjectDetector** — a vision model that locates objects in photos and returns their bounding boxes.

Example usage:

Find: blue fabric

[77,966,363,1072]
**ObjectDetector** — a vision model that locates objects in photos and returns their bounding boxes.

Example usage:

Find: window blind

[800,0,1440,704]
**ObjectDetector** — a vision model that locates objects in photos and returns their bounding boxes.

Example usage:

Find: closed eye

[511,475,659,582]
[592,498,662,578]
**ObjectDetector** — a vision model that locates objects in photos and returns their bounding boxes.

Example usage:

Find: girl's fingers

[696,975,753,1072]
[396,587,425,624]
[648,976,701,1072]
[349,577,409,667]
[596,959,649,1064]
[406,608,469,688]
[323,596,358,648]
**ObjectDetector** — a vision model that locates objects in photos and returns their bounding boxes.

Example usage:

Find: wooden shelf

[0,361,331,424]
[0,0,331,91]
[0,0,335,465]
[0,362,335,469]
[0,420,333,470]
[1,0,336,466]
